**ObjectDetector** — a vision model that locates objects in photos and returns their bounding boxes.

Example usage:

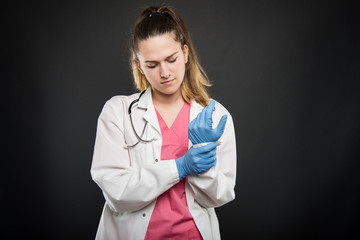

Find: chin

[160,87,181,96]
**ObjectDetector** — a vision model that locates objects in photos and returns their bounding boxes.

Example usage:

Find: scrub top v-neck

[144,102,203,240]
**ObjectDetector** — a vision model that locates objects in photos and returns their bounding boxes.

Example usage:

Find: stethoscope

[124,90,157,149]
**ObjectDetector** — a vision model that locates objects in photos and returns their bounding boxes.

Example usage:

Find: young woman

[91,5,237,240]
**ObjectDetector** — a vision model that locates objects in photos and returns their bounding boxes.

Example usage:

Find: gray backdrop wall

[3,0,359,239]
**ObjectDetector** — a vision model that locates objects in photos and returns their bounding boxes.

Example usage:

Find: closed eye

[168,57,177,63]
[147,64,157,69]
[144,53,178,68]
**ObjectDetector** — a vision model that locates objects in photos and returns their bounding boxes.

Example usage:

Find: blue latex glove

[189,100,228,145]
[175,142,219,180]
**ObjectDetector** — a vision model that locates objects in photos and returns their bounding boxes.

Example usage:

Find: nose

[160,63,171,79]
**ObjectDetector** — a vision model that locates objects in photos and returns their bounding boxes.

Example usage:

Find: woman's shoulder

[103,92,141,108]
[107,92,140,104]
[99,92,141,116]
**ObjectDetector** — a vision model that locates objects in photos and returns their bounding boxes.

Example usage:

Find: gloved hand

[175,142,219,180]
[189,100,228,145]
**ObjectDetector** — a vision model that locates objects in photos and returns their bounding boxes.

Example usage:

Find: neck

[151,88,184,107]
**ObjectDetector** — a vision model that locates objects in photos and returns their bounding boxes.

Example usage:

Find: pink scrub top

[145,102,203,240]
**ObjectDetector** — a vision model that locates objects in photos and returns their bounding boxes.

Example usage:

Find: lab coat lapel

[138,88,161,135]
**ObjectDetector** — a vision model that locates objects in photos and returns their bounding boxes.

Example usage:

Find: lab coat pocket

[125,138,157,168]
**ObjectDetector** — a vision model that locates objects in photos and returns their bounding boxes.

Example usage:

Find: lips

[161,78,175,85]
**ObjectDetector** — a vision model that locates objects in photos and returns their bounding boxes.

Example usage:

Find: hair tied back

[148,11,164,17]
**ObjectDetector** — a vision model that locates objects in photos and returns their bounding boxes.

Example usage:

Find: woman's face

[136,32,188,98]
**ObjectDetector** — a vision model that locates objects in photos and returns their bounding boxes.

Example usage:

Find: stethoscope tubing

[125,90,156,148]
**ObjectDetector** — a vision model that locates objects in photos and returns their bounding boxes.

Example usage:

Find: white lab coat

[91,88,237,240]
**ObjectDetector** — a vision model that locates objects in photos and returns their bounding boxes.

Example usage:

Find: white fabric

[192,141,216,148]
[91,88,237,240]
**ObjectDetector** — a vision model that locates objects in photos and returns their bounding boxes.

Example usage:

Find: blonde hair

[129,5,211,107]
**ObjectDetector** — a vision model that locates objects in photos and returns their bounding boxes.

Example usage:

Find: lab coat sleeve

[186,105,237,208]
[90,97,179,213]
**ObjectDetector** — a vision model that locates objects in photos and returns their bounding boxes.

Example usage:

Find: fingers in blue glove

[190,141,218,172]
[215,114,228,137]
[194,150,217,170]
[175,142,219,179]
[202,99,215,127]
[188,99,228,145]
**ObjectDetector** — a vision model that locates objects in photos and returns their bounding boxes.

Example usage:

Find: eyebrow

[144,52,178,63]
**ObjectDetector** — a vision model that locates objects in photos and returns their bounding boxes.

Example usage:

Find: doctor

[91,5,237,240]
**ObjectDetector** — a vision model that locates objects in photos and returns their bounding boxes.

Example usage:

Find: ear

[183,44,189,63]
[135,60,144,75]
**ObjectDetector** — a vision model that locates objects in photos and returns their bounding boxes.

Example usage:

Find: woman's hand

[188,100,227,145]
[175,142,219,180]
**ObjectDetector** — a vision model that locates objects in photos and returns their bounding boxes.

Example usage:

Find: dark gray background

[3,0,359,239]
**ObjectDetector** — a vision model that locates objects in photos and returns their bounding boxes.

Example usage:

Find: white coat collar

[137,87,161,134]
[137,87,152,109]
